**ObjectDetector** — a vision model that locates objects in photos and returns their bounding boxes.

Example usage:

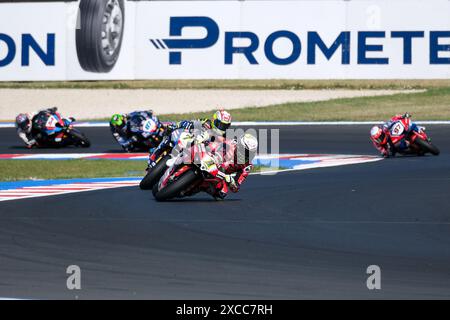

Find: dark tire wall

[76,0,125,73]
[69,129,91,148]
[139,155,171,190]
[154,170,199,201]
[415,137,440,155]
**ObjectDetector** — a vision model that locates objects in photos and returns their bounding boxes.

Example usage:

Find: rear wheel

[154,170,198,201]
[152,183,159,198]
[414,137,440,156]
[69,130,91,148]
[139,155,170,190]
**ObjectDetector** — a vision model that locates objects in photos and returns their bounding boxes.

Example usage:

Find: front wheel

[414,137,440,156]
[154,170,199,201]
[139,155,171,190]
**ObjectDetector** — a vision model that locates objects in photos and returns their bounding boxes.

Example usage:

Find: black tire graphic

[76,0,125,73]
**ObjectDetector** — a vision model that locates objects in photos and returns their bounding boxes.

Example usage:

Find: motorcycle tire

[414,137,440,156]
[139,155,171,190]
[154,170,198,201]
[69,129,91,148]
[152,183,159,198]
[76,0,125,73]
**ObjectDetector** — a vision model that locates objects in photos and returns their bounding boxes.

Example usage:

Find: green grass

[155,87,450,122]
[0,159,272,182]
[2,79,450,121]
[0,160,147,181]
[1,79,450,90]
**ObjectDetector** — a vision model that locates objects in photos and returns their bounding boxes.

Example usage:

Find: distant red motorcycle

[152,142,230,201]
[388,117,439,156]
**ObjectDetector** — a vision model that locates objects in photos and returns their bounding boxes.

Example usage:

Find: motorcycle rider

[370,113,413,157]
[177,109,232,144]
[110,110,173,152]
[204,133,258,199]
[147,109,232,169]
[15,107,74,148]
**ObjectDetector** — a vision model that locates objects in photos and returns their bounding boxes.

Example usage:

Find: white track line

[1,121,450,128]
[0,181,140,202]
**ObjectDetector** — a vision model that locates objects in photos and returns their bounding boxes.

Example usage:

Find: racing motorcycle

[32,112,90,148]
[388,117,440,156]
[152,142,230,201]
[139,128,188,190]
[125,115,165,152]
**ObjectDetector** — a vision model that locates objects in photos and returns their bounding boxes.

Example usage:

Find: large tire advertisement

[0,0,449,80]
[76,0,125,73]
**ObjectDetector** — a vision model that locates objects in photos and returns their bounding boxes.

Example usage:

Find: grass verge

[1,79,450,90]
[156,87,450,122]
[0,160,147,181]
[0,160,272,182]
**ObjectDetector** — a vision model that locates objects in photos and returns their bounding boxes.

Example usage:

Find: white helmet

[236,133,258,164]
[370,125,385,144]
[212,109,232,135]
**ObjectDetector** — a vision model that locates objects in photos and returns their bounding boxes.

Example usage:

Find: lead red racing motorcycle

[386,116,439,156]
[139,128,189,190]
[152,142,233,201]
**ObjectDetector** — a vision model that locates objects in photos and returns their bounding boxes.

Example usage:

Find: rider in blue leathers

[110,110,175,152]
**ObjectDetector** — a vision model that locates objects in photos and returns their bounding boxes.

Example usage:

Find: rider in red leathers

[205,133,258,199]
[370,113,412,157]
[370,125,391,157]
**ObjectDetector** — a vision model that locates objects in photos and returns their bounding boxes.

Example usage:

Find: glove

[178,132,195,149]
[230,181,239,193]
[224,174,238,192]
[195,131,210,144]
[26,141,36,149]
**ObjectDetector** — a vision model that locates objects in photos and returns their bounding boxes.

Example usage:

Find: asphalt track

[0,125,399,154]
[0,125,450,299]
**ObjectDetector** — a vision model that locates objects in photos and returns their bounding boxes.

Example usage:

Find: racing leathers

[147,118,223,169]
[176,118,220,144]
[204,139,252,199]
[16,107,70,148]
[371,126,391,157]
[16,112,37,148]
[374,114,411,156]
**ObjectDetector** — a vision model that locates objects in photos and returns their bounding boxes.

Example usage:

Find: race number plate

[390,122,405,137]
[45,115,59,129]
